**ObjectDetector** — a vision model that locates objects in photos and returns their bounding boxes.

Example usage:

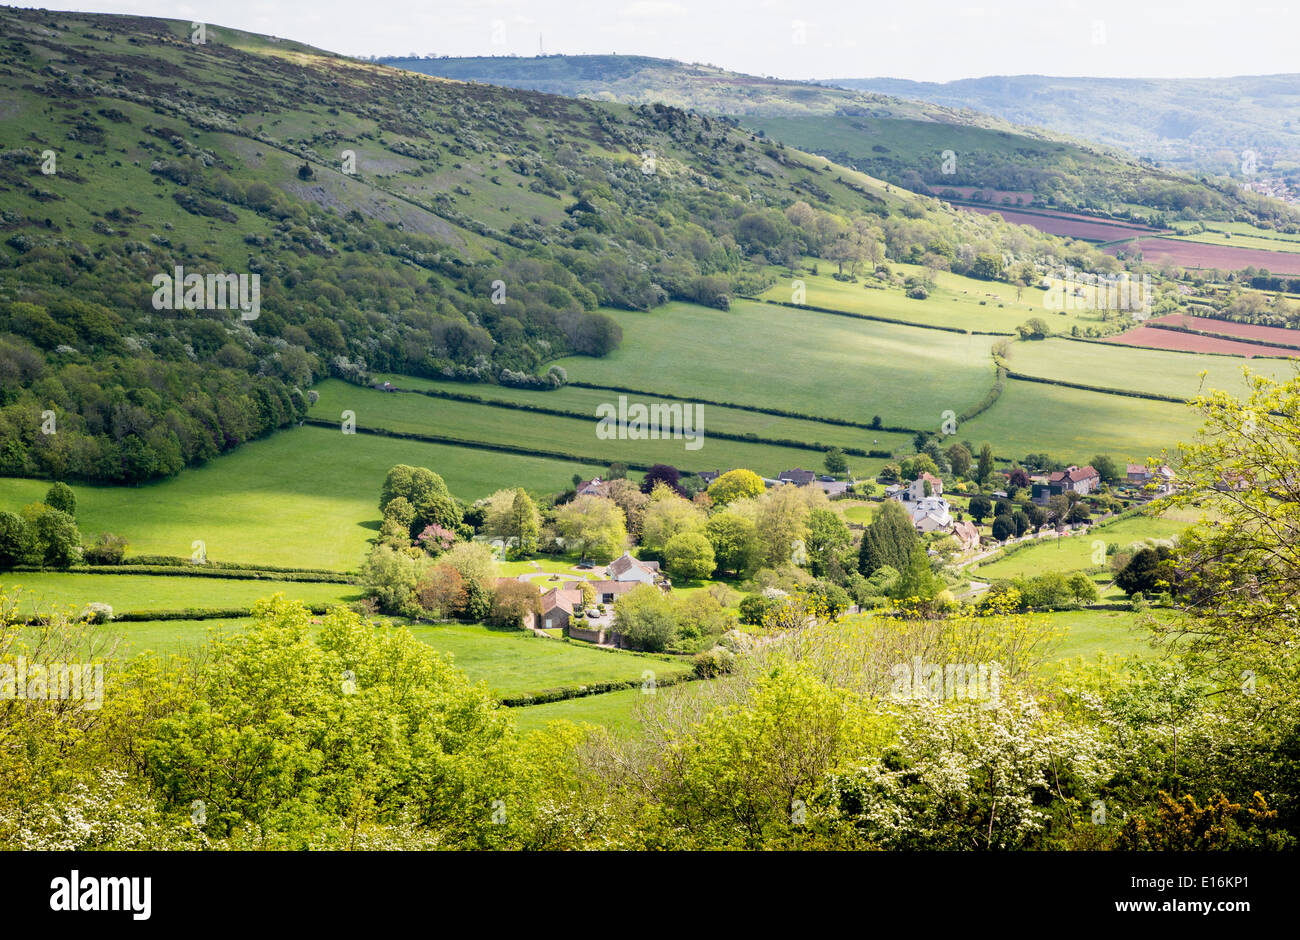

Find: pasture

[1007,336,1296,400]
[960,377,1205,464]
[552,299,999,429]
[307,379,887,478]
[0,427,606,570]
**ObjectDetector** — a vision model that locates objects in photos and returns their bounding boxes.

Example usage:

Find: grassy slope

[974,510,1199,580]
[1,573,357,616]
[0,427,605,569]
[307,379,884,477]
[1008,337,1298,400]
[367,373,915,457]
[552,299,998,429]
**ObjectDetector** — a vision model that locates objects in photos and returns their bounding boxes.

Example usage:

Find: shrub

[693,645,736,678]
[83,532,128,565]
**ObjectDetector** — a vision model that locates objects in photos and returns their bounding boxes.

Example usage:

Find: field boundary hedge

[1145,320,1300,352]
[46,564,358,584]
[1005,370,1189,404]
[18,603,336,625]
[499,668,697,707]
[754,297,1015,337]
[389,386,893,459]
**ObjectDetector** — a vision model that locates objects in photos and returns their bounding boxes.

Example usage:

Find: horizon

[52,0,1300,83]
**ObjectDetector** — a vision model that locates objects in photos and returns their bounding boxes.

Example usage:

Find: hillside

[1,7,998,486]
[828,74,1300,186]
[383,54,1298,229]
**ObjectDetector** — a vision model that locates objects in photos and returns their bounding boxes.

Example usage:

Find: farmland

[1007,336,1297,400]
[974,509,1200,581]
[1110,237,1300,275]
[1146,314,1300,348]
[552,299,999,428]
[962,205,1163,242]
[1104,325,1300,358]
[308,379,893,477]
[960,378,1203,463]
[0,428,605,569]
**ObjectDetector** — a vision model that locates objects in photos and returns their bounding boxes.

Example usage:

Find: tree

[968,495,993,524]
[805,507,852,578]
[1012,510,1030,537]
[1091,454,1121,485]
[362,544,424,616]
[1007,468,1031,489]
[613,584,678,652]
[554,495,627,562]
[489,580,539,628]
[640,491,707,554]
[0,511,32,569]
[823,447,848,476]
[976,443,995,483]
[1116,546,1175,597]
[663,531,716,581]
[22,504,80,568]
[992,515,1016,542]
[1066,503,1092,525]
[83,532,128,565]
[705,469,763,508]
[890,545,943,602]
[706,512,760,577]
[380,465,462,534]
[859,499,919,576]
[1067,572,1100,604]
[946,443,972,479]
[509,489,540,555]
[416,562,468,618]
[640,464,682,495]
[604,479,650,539]
[44,482,76,518]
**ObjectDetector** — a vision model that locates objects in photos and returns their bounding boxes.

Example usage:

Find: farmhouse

[952,519,981,552]
[909,495,953,533]
[608,552,664,585]
[588,579,640,604]
[1032,465,1100,503]
[537,586,584,631]
[575,477,612,497]
[1127,464,1175,493]
[892,472,943,502]
[697,469,723,486]
[777,468,818,486]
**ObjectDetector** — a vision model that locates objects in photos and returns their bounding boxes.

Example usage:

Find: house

[575,477,611,497]
[587,579,641,605]
[607,552,662,585]
[697,469,723,486]
[1033,465,1100,503]
[952,519,980,552]
[778,468,818,487]
[818,478,850,497]
[890,472,944,503]
[1049,465,1101,495]
[909,495,953,533]
[537,586,584,631]
[1127,464,1176,493]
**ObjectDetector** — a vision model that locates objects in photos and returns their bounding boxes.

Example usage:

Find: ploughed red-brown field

[1110,237,1300,275]
[962,205,1161,241]
[1106,325,1300,358]
[935,186,1035,206]
[1148,314,1300,347]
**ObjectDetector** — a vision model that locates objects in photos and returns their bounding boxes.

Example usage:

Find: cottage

[607,552,662,585]
[537,586,584,631]
[575,477,611,497]
[777,468,818,487]
[890,472,944,503]
[910,495,953,533]
[952,519,980,552]
[1033,464,1100,503]
[697,469,723,486]
[587,579,641,604]
[1127,464,1176,493]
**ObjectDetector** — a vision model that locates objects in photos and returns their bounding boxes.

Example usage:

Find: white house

[892,472,944,503]
[910,495,953,533]
[607,552,661,584]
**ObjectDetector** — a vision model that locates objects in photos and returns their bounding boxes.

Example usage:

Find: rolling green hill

[385,54,1296,229]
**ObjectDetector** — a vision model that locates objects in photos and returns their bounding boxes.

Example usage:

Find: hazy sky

[64,1,1300,81]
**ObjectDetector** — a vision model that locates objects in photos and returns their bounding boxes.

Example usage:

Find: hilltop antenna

[539,33,543,56]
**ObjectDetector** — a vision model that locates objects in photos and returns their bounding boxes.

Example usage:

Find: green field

[307,379,885,478]
[758,264,1104,334]
[1008,337,1297,401]
[1168,222,1300,254]
[1039,608,1164,661]
[960,378,1204,464]
[975,509,1199,580]
[551,299,999,429]
[0,427,605,570]
[0,573,358,617]
[366,374,914,457]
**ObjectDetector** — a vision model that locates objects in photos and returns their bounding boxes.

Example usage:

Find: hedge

[755,297,1015,337]
[66,564,357,583]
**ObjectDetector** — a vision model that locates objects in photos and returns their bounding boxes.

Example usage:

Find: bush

[693,645,737,678]
[83,532,128,565]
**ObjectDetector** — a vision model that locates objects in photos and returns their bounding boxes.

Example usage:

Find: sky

[62,0,1300,82]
